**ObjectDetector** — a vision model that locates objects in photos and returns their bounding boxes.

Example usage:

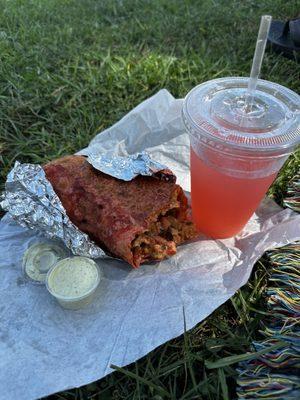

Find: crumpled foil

[0,161,106,258]
[87,151,175,181]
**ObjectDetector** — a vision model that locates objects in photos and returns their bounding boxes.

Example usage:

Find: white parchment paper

[0,89,299,400]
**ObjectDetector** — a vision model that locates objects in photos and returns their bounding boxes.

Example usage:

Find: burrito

[44,155,197,268]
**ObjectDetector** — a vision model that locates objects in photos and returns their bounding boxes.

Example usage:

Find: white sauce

[47,257,99,298]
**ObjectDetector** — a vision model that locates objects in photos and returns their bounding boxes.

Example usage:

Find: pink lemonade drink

[190,148,277,238]
[183,77,300,238]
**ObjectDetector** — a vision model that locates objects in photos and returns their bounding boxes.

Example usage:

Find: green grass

[0,0,299,399]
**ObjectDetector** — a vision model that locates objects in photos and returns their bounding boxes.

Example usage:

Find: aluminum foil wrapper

[0,161,106,258]
[87,151,175,182]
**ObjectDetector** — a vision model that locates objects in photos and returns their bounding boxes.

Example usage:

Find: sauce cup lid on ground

[23,242,69,284]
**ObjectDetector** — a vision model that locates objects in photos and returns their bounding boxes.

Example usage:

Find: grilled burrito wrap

[44,155,197,268]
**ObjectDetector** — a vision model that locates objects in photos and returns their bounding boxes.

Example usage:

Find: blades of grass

[181,307,188,395]
[218,368,229,400]
[180,375,211,400]
[182,307,198,392]
[156,342,170,375]
[205,341,287,369]
[206,336,247,349]
[230,296,250,335]
[158,359,186,377]
[89,375,127,398]
[135,362,141,400]
[247,306,269,316]
[170,366,179,399]
[208,319,236,339]
[110,364,172,399]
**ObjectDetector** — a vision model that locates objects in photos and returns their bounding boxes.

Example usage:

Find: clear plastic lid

[23,242,69,284]
[183,77,300,153]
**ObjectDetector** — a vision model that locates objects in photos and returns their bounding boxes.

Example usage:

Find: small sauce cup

[46,256,101,310]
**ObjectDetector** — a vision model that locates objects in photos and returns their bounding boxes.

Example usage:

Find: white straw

[245,15,272,110]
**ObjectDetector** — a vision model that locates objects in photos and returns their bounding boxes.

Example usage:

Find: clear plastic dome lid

[22,242,69,284]
[183,77,300,153]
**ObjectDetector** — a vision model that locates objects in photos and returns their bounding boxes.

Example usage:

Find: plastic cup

[182,77,300,238]
[46,257,101,310]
